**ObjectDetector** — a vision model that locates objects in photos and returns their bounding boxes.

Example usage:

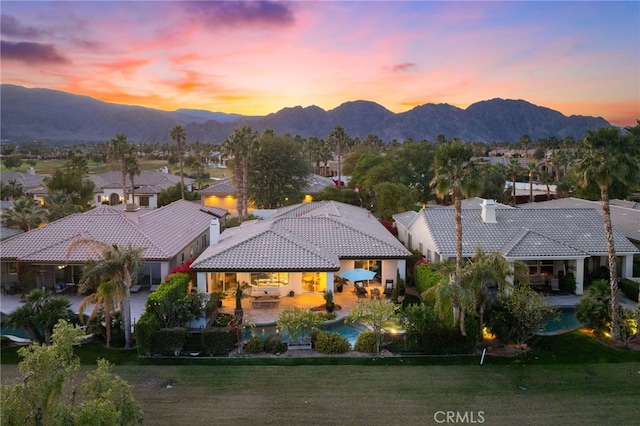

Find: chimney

[124,203,140,223]
[210,217,220,245]
[27,166,35,175]
[480,199,497,223]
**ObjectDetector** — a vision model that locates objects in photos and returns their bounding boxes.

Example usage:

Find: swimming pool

[540,308,585,334]
[247,321,369,346]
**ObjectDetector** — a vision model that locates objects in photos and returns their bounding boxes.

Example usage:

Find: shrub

[201,327,236,356]
[576,279,613,337]
[135,313,160,356]
[354,330,377,353]
[264,334,287,354]
[155,327,186,356]
[313,331,350,354]
[619,278,639,302]
[243,336,264,354]
[418,316,479,355]
[324,290,334,313]
[559,272,577,294]
[414,263,441,294]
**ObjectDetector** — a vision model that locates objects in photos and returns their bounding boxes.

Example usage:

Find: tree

[125,154,140,204]
[327,125,348,190]
[1,196,47,231]
[222,126,258,220]
[4,289,74,344]
[573,125,640,342]
[109,134,131,204]
[527,161,537,203]
[45,167,95,210]
[372,182,416,220]
[430,140,482,335]
[44,190,82,222]
[303,136,332,175]
[1,178,25,200]
[277,307,323,344]
[78,280,120,347]
[505,158,521,206]
[169,125,187,200]
[348,298,398,354]
[66,237,144,348]
[0,320,143,426]
[248,133,312,209]
[497,283,557,349]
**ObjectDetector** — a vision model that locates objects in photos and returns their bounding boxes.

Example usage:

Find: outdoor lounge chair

[383,280,394,296]
[353,281,368,297]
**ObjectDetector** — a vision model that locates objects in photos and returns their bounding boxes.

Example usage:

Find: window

[139,196,150,207]
[251,272,289,287]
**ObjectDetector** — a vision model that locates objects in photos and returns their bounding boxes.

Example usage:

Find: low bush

[354,331,377,353]
[201,327,236,356]
[135,313,160,356]
[313,331,350,354]
[619,278,639,302]
[559,273,577,294]
[264,334,287,354]
[243,336,264,354]
[155,327,186,356]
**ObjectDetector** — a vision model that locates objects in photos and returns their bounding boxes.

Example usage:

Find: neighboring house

[90,170,195,209]
[393,199,639,295]
[0,200,23,241]
[191,201,411,297]
[0,169,48,204]
[0,200,227,291]
[200,174,336,214]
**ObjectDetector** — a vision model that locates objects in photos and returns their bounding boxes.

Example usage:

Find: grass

[2,332,639,425]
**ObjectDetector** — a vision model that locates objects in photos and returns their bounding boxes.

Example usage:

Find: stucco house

[393,199,639,295]
[90,170,195,209]
[0,169,48,204]
[191,201,411,298]
[200,174,336,214]
[0,200,226,292]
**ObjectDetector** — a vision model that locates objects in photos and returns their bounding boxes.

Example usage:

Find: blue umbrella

[340,268,377,282]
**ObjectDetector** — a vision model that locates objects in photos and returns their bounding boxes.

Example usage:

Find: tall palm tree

[79,280,120,347]
[527,161,537,203]
[169,125,187,200]
[430,140,482,336]
[66,237,144,348]
[505,158,521,206]
[109,134,131,204]
[125,154,140,204]
[222,126,257,221]
[327,125,348,190]
[573,125,640,342]
[1,196,48,231]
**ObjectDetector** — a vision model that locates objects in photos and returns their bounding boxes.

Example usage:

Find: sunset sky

[2,1,638,126]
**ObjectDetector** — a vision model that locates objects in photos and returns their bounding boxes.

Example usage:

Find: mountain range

[0,84,610,144]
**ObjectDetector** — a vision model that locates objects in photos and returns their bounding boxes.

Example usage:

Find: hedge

[201,327,237,356]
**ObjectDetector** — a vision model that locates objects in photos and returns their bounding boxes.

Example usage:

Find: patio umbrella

[339,268,376,282]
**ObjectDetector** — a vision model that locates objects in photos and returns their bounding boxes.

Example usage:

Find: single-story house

[200,174,337,214]
[90,170,194,209]
[393,199,639,294]
[0,200,226,292]
[191,201,411,297]
[0,169,48,204]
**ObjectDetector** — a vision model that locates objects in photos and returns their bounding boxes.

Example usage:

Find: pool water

[541,308,585,334]
[247,321,368,346]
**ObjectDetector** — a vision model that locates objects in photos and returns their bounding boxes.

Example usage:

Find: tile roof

[191,201,411,272]
[90,171,194,194]
[198,174,335,196]
[0,200,217,263]
[421,206,638,259]
[519,198,640,244]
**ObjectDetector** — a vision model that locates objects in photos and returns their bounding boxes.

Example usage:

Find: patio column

[197,272,208,293]
[326,272,335,293]
[575,258,585,295]
[621,254,633,279]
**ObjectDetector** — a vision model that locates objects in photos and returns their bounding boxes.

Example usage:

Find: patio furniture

[130,285,142,293]
[353,281,368,298]
[370,287,381,299]
[383,280,394,296]
[251,295,280,308]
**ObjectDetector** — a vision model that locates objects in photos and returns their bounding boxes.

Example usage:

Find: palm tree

[125,154,140,204]
[573,125,640,342]
[0,179,25,200]
[66,237,144,348]
[44,190,82,222]
[505,158,521,206]
[527,161,537,203]
[79,280,120,347]
[169,125,187,200]
[5,289,73,344]
[109,134,131,204]
[1,196,48,231]
[430,140,482,336]
[327,125,348,190]
[222,126,257,221]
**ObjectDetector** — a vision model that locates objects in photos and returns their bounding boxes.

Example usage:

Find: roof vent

[481,199,497,224]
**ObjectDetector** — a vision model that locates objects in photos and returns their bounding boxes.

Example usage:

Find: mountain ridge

[0,84,610,144]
